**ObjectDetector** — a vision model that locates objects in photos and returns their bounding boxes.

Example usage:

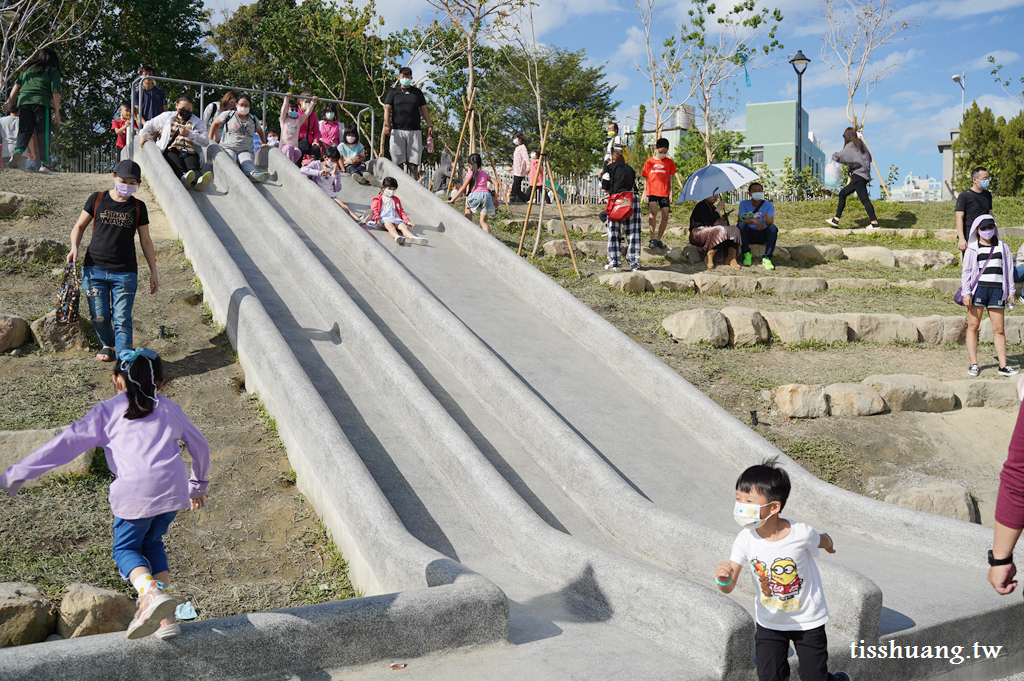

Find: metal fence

[420,164,608,205]
[50,148,122,174]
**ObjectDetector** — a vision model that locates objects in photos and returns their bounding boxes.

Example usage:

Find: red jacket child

[370,193,411,224]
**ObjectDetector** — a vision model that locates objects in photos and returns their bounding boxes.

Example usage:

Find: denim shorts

[973,285,1004,309]
[466,190,495,215]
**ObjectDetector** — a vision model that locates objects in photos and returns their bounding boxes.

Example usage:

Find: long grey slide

[6,143,1022,681]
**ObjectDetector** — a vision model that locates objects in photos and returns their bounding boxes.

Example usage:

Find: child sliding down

[0,349,210,641]
[299,146,362,223]
[371,176,427,246]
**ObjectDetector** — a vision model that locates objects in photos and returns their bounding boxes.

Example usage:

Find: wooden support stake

[446,88,477,200]
[545,156,580,278]
[517,121,550,256]
[860,134,893,204]
[476,110,511,214]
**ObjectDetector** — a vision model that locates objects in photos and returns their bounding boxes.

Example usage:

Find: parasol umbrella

[677,162,759,202]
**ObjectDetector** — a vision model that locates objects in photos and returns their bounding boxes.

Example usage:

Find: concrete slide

[6,143,1023,680]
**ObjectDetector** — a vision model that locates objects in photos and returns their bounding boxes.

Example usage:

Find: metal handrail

[126,76,375,157]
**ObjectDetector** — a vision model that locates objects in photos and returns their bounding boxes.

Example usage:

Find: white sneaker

[9,151,25,170]
[999,365,1018,377]
[394,235,405,245]
[362,172,376,185]
[407,236,428,246]
[194,171,213,192]
[181,170,196,190]
[126,587,177,640]
[154,616,181,640]
[604,263,621,272]
[968,364,980,377]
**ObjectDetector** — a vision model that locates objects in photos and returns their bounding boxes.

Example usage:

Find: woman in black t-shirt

[689,194,742,270]
[67,159,159,362]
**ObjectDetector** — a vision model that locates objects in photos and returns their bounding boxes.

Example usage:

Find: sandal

[96,347,115,362]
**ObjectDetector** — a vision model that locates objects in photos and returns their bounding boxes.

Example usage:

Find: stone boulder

[933,229,958,243]
[748,244,792,261]
[824,383,888,417]
[665,226,690,238]
[862,374,956,412]
[911,316,967,344]
[542,239,582,258]
[640,246,685,263]
[756,277,828,294]
[0,583,55,647]
[761,311,849,344]
[0,429,87,486]
[598,272,651,293]
[980,317,1024,345]
[0,192,41,218]
[29,310,90,353]
[774,384,828,418]
[643,271,695,292]
[892,249,958,270]
[57,583,136,639]
[691,273,759,296]
[787,244,841,264]
[920,279,961,295]
[843,246,896,267]
[0,237,67,264]
[662,309,729,346]
[884,482,979,523]
[720,307,770,346]
[681,245,703,263]
[575,240,606,257]
[0,314,28,352]
[826,278,890,290]
[947,380,1021,411]
[833,313,918,343]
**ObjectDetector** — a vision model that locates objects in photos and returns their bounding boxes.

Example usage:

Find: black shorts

[647,196,671,209]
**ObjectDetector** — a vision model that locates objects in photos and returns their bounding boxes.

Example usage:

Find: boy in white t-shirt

[715,459,851,681]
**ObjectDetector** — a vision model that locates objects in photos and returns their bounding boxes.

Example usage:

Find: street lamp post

[952,72,965,116]
[790,50,811,175]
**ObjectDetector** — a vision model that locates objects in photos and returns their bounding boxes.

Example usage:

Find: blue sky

[203,0,1024,186]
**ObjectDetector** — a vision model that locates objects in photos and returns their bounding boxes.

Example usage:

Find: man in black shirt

[383,67,433,178]
[67,159,158,362]
[956,166,994,252]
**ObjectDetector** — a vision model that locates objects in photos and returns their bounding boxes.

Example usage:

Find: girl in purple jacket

[0,349,210,640]
[962,215,1017,377]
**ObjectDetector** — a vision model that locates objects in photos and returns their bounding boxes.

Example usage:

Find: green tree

[630,104,650,178]
[673,127,752,184]
[952,102,1002,193]
[993,111,1024,196]
[53,0,213,158]
[545,110,606,176]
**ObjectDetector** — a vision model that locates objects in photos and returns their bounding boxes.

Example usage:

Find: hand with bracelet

[987,521,1021,594]
[714,560,738,593]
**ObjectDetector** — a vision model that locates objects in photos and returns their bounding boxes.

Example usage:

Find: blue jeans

[739,223,778,257]
[82,266,138,355]
[112,511,177,578]
[1014,265,1024,283]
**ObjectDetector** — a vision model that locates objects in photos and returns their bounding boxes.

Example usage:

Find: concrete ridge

[267,149,757,677]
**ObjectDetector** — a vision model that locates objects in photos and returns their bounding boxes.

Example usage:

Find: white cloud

[903,0,1024,20]
[964,50,1020,72]
[890,91,951,112]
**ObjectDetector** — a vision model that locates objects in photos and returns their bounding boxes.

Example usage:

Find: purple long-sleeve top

[961,240,1013,304]
[0,393,210,520]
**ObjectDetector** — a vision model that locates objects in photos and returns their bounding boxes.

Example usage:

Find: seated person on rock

[737,182,777,271]
[689,193,741,270]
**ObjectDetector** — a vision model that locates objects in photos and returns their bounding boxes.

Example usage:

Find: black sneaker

[648,239,658,248]
[656,240,667,249]
[999,365,1018,377]
[968,364,980,377]
[834,672,852,681]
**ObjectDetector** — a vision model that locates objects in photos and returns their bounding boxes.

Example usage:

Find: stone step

[600,270,966,296]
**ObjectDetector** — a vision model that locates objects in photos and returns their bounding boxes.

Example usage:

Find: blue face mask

[288,110,299,118]
[979,178,991,190]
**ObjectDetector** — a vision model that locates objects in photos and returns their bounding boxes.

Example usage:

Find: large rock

[843,246,896,267]
[0,429,88,485]
[598,272,651,293]
[57,584,136,639]
[0,237,67,264]
[826,278,890,290]
[947,380,1021,411]
[542,239,582,258]
[885,482,979,523]
[833,313,919,343]
[29,310,90,352]
[892,249,958,270]
[665,226,690,238]
[862,374,956,412]
[0,314,28,352]
[757,277,828,293]
[662,309,729,346]
[0,583,55,647]
[774,384,828,418]
[640,246,684,263]
[980,317,1024,344]
[691,273,760,296]
[748,245,792,261]
[911,316,967,344]
[920,279,961,295]
[933,229,959,243]
[720,307,769,346]
[761,311,849,344]
[643,271,695,292]
[575,240,606,257]
[0,192,41,218]
[824,383,888,417]
[787,244,841,264]
[681,245,703,263]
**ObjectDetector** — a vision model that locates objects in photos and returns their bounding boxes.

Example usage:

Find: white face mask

[383,188,395,197]
[751,192,764,201]
[345,135,356,144]
[325,112,335,121]
[530,153,537,159]
[236,105,250,115]
[734,501,775,529]
[655,150,667,158]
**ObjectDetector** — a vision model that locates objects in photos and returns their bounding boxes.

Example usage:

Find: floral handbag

[55,261,81,324]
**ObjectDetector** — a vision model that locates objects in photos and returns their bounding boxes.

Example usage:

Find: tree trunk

[467,27,476,154]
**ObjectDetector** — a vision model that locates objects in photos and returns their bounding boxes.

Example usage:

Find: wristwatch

[988,550,1014,566]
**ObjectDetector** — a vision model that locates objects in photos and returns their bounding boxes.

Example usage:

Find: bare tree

[819,0,922,130]
[495,4,543,142]
[989,55,1024,105]
[678,0,784,164]
[632,0,692,138]
[0,0,101,96]
[426,0,522,153]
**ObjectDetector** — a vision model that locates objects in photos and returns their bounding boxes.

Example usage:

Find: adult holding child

[825,127,878,229]
[139,95,213,192]
[383,67,433,179]
[209,93,270,183]
[67,159,158,362]
[737,182,778,270]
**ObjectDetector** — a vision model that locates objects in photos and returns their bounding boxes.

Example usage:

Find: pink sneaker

[154,615,181,640]
[126,587,177,640]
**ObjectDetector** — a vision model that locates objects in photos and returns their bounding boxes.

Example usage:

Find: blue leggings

[112,511,177,579]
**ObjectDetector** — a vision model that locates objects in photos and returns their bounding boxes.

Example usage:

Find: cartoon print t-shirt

[730,520,829,631]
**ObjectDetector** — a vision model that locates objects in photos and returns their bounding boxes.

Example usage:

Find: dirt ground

[491,204,1021,528]
[0,169,354,618]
